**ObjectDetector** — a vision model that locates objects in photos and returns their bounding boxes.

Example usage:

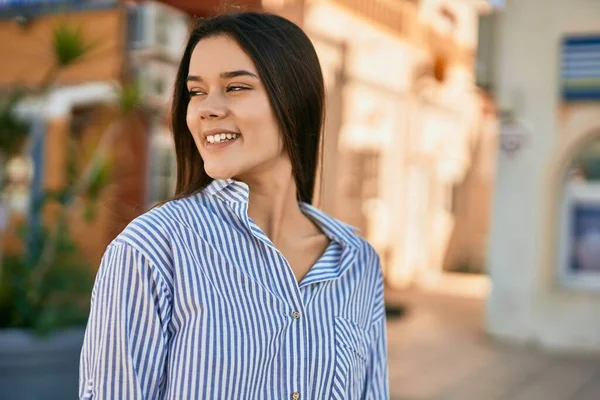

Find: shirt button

[292,392,300,399]
[291,311,301,319]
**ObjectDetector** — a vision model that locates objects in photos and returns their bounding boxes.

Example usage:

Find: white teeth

[205,133,239,144]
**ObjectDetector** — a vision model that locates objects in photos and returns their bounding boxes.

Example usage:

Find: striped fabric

[561,36,600,100]
[79,179,389,399]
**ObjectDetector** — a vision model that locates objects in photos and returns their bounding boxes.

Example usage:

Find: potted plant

[0,21,142,399]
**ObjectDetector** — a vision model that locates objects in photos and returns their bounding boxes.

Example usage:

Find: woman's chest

[162,226,375,398]
[165,274,373,400]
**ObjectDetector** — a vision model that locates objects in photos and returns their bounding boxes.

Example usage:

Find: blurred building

[0,0,498,289]
[0,0,194,265]
[485,0,600,351]
[280,0,497,290]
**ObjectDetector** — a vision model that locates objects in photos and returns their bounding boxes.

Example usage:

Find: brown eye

[227,85,250,92]
[188,89,206,97]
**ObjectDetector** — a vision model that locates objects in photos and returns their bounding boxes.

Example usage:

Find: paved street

[386,289,600,400]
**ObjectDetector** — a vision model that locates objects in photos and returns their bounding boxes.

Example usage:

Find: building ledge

[0,0,117,20]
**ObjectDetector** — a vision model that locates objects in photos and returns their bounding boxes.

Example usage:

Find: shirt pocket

[332,316,371,400]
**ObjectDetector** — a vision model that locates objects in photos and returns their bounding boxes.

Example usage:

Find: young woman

[80,11,388,400]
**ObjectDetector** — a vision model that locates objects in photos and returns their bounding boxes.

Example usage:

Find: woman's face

[186,35,286,181]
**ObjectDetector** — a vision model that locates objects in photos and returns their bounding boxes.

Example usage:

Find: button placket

[288,306,306,400]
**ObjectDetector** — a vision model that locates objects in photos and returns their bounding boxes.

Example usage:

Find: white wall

[488,0,600,351]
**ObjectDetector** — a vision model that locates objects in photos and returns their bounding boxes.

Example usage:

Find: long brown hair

[169,12,325,203]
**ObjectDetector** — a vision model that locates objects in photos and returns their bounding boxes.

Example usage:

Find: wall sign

[561,35,600,101]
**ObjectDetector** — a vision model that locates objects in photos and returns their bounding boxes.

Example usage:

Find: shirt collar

[204,178,250,202]
[203,178,361,251]
[298,202,361,251]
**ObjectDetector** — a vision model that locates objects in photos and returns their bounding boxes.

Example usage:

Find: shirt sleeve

[365,254,389,400]
[79,242,172,400]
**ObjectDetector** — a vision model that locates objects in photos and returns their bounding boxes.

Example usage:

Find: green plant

[52,24,97,68]
[0,133,113,336]
[0,213,94,335]
[118,80,142,116]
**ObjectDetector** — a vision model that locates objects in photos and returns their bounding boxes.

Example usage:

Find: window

[146,124,176,207]
[155,13,170,47]
[126,5,146,48]
[559,135,600,290]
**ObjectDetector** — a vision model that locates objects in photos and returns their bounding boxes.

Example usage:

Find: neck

[238,161,312,246]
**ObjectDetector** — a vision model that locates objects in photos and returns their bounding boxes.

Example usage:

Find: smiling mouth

[206,132,240,144]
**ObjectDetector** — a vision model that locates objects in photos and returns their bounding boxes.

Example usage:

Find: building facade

[290,0,497,289]
[0,1,192,266]
[486,0,600,352]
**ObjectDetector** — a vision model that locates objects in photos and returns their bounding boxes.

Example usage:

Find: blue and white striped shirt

[79,179,389,399]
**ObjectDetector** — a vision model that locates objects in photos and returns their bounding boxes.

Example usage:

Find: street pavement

[386,289,600,400]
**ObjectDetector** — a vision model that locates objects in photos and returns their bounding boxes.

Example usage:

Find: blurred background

[1,0,600,399]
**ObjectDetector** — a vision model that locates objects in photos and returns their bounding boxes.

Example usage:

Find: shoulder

[304,203,381,271]
[356,236,381,264]
[103,201,202,294]
[352,235,382,274]
[107,196,200,268]
[330,218,382,283]
[326,215,380,267]
[112,193,208,248]
[314,208,382,276]
[111,204,175,252]
[107,193,217,263]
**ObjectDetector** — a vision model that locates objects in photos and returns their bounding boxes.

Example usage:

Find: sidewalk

[386,288,600,400]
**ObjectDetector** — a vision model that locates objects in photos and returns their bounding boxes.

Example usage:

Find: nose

[196,93,228,120]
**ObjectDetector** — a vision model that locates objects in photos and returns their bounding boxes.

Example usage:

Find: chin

[205,170,233,180]
[204,164,237,180]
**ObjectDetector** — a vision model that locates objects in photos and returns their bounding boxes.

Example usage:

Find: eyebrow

[186,70,259,83]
